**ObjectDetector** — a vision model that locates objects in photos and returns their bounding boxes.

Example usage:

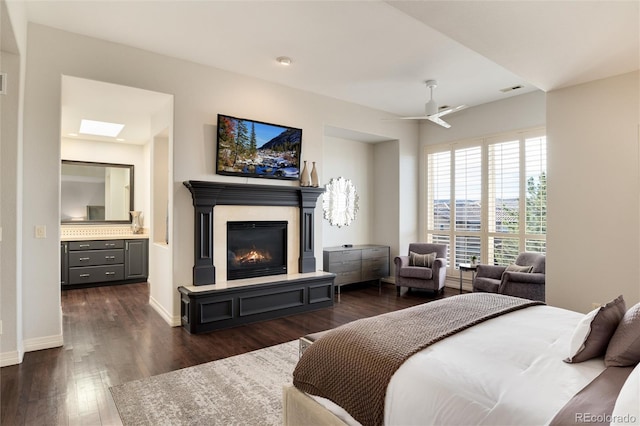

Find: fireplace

[227,221,287,280]
[184,181,324,285]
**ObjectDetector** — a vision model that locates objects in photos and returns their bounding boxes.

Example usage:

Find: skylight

[79,119,124,137]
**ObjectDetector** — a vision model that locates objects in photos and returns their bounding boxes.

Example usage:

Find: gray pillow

[605,302,640,367]
[565,295,626,363]
[504,263,534,273]
[409,251,436,268]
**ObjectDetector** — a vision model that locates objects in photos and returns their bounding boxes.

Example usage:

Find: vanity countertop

[60,225,149,242]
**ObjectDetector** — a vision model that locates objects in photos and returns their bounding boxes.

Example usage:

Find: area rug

[110,341,299,425]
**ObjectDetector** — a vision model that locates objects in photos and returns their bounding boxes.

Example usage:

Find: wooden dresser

[323,244,390,295]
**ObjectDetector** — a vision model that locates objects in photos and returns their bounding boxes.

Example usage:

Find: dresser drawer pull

[79,274,90,278]
[105,256,116,260]
[105,271,116,276]
[78,257,90,261]
[104,243,116,247]
[79,244,90,248]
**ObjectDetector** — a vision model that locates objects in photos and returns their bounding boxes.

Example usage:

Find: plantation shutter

[454,146,481,266]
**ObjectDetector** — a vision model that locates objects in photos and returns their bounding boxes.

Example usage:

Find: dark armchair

[394,243,448,296]
[472,252,545,302]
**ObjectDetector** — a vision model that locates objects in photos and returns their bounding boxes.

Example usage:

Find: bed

[284,293,640,426]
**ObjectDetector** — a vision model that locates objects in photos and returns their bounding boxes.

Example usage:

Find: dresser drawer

[362,247,388,259]
[69,265,125,284]
[69,249,124,267]
[326,250,361,264]
[334,270,362,286]
[327,259,361,274]
[69,240,125,251]
[362,258,389,280]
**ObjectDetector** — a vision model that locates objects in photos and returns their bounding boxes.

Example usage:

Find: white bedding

[311,304,606,426]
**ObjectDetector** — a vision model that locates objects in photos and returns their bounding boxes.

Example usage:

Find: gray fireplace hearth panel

[178,272,335,334]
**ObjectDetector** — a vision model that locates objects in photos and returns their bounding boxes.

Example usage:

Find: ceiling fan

[400,80,468,128]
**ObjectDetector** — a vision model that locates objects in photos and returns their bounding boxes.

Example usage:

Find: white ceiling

[22,0,638,143]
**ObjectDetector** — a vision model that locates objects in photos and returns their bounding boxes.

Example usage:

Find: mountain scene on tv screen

[217,116,301,179]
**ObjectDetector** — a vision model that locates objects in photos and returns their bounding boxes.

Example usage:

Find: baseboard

[23,333,64,353]
[445,277,472,293]
[0,348,24,367]
[149,295,181,327]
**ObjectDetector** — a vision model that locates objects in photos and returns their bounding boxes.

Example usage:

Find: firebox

[227,221,288,280]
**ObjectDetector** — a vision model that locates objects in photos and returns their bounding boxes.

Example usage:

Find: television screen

[216,114,302,180]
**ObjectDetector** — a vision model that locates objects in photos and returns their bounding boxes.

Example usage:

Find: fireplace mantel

[184,180,324,285]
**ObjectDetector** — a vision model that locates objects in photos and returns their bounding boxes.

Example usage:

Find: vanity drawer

[69,249,124,267]
[69,240,125,251]
[69,265,125,284]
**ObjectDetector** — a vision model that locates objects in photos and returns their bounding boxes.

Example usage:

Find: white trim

[23,334,63,353]
[149,295,181,327]
[0,348,24,367]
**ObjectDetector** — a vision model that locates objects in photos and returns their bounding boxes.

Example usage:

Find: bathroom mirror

[322,177,359,228]
[61,160,134,223]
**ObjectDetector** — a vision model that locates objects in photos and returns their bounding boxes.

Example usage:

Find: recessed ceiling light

[79,119,124,137]
[276,56,292,66]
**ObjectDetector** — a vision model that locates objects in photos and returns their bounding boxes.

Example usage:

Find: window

[425,128,546,270]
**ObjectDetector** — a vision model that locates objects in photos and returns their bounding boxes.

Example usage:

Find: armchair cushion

[409,251,437,268]
[399,266,433,280]
[505,263,533,273]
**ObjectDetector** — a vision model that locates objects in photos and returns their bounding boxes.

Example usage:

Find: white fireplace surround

[214,206,300,283]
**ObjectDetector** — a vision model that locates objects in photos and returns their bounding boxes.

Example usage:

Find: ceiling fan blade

[430,104,468,118]
[427,116,451,128]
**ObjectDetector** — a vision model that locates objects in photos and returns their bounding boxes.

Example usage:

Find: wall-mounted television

[216,114,302,181]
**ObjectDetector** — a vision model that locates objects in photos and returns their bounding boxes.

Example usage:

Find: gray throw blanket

[293,293,544,426]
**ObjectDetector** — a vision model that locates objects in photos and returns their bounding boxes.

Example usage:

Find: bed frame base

[283,385,349,426]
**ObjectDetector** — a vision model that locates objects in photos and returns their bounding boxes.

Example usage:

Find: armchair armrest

[475,264,505,280]
[501,271,545,285]
[394,255,410,269]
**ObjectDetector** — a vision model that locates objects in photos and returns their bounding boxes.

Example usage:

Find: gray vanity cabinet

[124,239,148,280]
[62,238,148,287]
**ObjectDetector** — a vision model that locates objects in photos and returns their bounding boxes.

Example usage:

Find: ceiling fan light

[425,99,438,116]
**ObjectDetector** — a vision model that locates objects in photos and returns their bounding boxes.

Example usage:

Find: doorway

[59,76,174,323]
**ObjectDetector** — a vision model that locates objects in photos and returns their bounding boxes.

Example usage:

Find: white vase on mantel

[310,161,319,187]
[130,211,143,234]
[300,161,310,187]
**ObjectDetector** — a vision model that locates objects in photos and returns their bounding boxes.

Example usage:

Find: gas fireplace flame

[235,246,272,264]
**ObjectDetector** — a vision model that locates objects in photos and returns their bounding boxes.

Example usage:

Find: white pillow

[610,362,640,426]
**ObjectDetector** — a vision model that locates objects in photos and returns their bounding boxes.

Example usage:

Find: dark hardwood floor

[1,281,460,425]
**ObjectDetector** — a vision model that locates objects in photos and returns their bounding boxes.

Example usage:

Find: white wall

[547,71,640,312]
[322,136,373,247]
[15,23,418,357]
[1,0,27,366]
